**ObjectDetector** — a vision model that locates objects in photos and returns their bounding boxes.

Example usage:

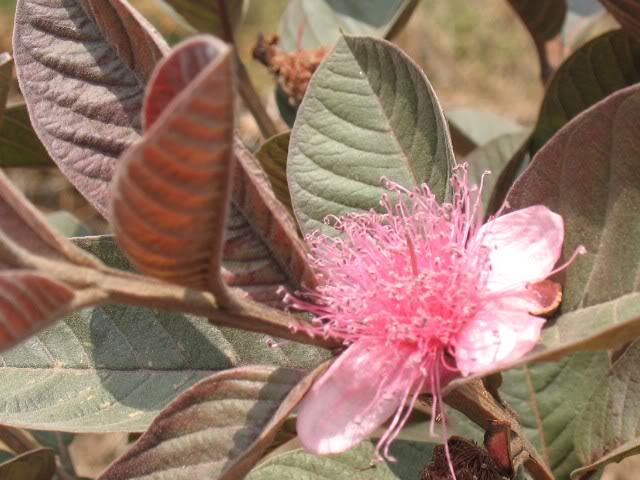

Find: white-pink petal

[454,305,545,376]
[475,205,564,292]
[297,342,412,455]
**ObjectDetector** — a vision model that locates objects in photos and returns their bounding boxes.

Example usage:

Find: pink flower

[286,167,584,459]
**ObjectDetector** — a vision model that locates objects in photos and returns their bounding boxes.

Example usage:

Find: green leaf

[255,132,293,214]
[279,0,418,51]
[247,438,435,479]
[45,212,92,238]
[500,352,609,479]
[288,35,454,236]
[0,448,55,480]
[505,84,640,361]
[447,107,524,156]
[573,339,640,477]
[163,0,245,39]
[0,105,53,167]
[531,29,640,154]
[99,365,326,480]
[0,53,11,126]
[466,130,529,212]
[0,236,328,432]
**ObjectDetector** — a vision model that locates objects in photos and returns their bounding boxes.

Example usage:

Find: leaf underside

[13,0,168,216]
[98,366,314,480]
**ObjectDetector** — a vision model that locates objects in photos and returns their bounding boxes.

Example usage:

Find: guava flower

[286,166,584,460]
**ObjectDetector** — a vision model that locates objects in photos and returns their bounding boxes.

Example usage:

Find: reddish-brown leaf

[0,271,74,353]
[99,364,328,480]
[141,35,314,306]
[13,0,169,216]
[228,138,316,305]
[111,36,235,300]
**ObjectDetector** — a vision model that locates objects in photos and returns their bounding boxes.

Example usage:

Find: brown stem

[217,0,280,138]
[31,255,340,350]
[444,380,554,480]
[236,54,280,138]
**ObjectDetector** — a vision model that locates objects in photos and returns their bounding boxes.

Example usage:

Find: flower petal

[476,206,564,291]
[297,342,412,455]
[454,305,545,376]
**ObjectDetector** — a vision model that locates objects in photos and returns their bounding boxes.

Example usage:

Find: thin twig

[217,0,280,138]
[55,432,77,479]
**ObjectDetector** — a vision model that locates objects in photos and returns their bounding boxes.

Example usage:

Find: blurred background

[0,0,634,478]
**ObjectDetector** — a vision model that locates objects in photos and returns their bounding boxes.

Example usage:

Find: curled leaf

[111,36,235,301]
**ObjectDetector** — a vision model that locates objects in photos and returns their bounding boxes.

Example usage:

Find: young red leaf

[0,271,74,353]
[111,36,235,302]
[141,35,315,306]
[13,0,169,216]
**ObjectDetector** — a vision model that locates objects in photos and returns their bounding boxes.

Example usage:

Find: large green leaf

[0,236,328,432]
[0,105,52,167]
[504,84,640,361]
[288,35,454,236]
[247,438,435,479]
[500,352,609,479]
[573,339,640,478]
[279,0,417,51]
